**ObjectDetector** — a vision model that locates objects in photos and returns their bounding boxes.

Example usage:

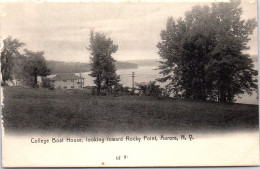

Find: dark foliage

[157,0,257,103]
[135,81,162,97]
[1,36,25,86]
[23,49,51,87]
[87,30,120,94]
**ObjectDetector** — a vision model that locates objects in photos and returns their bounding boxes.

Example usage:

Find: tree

[157,0,257,103]
[87,30,119,94]
[12,54,28,85]
[206,1,257,102]
[23,49,50,87]
[1,36,25,86]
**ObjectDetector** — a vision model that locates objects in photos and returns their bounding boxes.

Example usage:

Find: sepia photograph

[0,0,259,167]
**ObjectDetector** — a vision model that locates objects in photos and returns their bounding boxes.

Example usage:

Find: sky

[0,0,258,63]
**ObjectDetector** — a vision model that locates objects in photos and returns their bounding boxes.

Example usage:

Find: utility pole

[132,72,135,91]
[80,72,83,90]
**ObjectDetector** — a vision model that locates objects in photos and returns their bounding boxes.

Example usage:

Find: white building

[50,73,84,89]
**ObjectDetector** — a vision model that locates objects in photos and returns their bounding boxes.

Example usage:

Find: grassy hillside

[2,87,258,134]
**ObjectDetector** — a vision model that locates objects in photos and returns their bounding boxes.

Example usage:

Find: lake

[80,66,162,87]
[78,66,258,105]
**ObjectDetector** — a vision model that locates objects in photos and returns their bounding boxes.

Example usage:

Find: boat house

[50,73,85,90]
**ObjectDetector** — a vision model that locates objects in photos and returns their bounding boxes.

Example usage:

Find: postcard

[0,0,259,167]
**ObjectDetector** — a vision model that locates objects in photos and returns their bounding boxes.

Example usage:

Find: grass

[1,86,259,134]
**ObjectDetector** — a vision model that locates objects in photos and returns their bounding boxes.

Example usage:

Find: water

[80,66,163,87]
[77,66,258,105]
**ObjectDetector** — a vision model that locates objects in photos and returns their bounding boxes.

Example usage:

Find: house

[50,73,85,90]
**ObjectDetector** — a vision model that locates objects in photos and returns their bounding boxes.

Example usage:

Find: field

[1,87,259,134]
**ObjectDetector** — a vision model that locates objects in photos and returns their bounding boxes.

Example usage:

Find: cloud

[1,1,257,63]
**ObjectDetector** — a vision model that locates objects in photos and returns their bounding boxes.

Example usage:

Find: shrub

[135,81,162,97]
[41,77,51,88]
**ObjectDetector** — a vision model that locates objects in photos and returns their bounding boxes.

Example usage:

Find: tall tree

[23,49,50,87]
[157,0,257,102]
[206,0,257,102]
[1,36,25,86]
[12,54,28,85]
[87,30,119,94]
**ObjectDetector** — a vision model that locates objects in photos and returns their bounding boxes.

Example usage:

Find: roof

[51,73,84,81]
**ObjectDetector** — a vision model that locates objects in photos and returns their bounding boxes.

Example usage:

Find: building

[50,73,85,89]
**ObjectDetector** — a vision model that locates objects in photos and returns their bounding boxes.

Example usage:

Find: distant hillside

[125,59,161,67]
[126,55,259,67]
[115,61,138,69]
[47,60,138,74]
[47,56,257,74]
